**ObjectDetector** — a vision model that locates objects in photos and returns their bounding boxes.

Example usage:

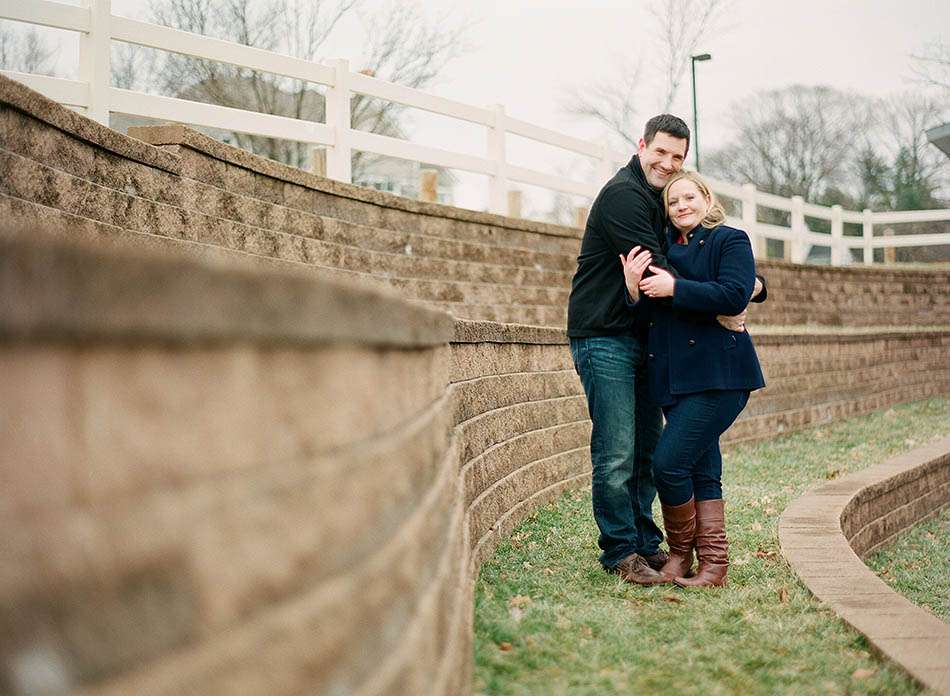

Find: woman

[622,170,765,588]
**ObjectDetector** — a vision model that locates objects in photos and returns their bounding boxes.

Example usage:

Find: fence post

[419,169,438,203]
[310,148,327,177]
[883,227,896,264]
[830,204,844,266]
[487,104,508,215]
[790,195,807,263]
[862,208,873,265]
[507,190,522,218]
[575,205,589,230]
[79,0,112,125]
[596,140,614,184]
[325,58,352,183]
[741,183,763,258]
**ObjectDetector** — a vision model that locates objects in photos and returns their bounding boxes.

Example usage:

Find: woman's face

[667,179,710,233]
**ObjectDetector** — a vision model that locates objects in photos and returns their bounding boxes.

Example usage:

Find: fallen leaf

[543,567,559,575]
[750,522,763,532]
[852,668,877,680]
[498,642,513,652]
[778,587,789,603]
[662,594,684,604]
[522,561,533,570]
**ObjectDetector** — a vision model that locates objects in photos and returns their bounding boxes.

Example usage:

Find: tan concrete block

[0,346,77,515]
[459,395,588,464]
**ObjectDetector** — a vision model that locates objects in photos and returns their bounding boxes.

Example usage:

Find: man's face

[637,132,688,189]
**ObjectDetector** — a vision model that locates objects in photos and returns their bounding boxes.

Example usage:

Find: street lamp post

[690,53,711,172]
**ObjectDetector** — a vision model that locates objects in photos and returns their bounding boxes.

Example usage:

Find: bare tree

[650,0,729,111]
[856,92,948,210]
[118,0,468,174]
[560,0,729,149]
[910,40,950,92]
[703,85,870,203]
[559,57,643,150]
[0,24,58,75]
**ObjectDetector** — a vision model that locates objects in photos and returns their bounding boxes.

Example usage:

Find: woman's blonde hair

[662,170,726,229]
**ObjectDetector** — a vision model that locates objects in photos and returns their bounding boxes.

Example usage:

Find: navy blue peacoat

[641,224,766,406]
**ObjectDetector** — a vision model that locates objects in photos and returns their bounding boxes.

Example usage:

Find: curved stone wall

[779,437,950,694]
[2,74,949,330]
[2,74,950,695]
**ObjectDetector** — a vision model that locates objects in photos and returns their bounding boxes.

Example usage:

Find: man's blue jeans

[570,335,664,569]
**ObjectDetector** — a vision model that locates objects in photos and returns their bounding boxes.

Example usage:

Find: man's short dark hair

[643,114,690,154]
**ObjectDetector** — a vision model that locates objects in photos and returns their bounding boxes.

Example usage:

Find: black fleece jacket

[567,155,676,337]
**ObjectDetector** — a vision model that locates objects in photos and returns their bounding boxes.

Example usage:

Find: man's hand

[752,276,764,300]
[619,246,652,301]
[717,308,747,332]
[638,265,675,298]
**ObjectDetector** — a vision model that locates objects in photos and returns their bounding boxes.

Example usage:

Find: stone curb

[779,436,950,695]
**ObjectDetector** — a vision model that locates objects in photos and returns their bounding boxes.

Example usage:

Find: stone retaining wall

[2,74,949,330]
[0,232,591,695]
[2,74,950,695]
[779,437,950,694]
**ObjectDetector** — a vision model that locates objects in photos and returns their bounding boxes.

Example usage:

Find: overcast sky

[9,0,947,211]
[100,0,949,150]
[399,0,948,150]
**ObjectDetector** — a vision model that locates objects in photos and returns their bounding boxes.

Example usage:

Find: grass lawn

[865,505,950,622]
[474,398,950,696]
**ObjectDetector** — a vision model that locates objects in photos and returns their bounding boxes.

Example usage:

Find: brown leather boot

[614,552,667,585]
[674,498,728,588]
[659,497,696,580]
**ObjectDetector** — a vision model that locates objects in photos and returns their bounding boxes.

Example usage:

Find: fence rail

[3,0,949,266]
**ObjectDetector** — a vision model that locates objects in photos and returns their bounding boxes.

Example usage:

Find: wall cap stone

[0,227,453,348]
[127,123,584,241]
[452,319,568,345]
[779,436,950,695]
[753,326,950,344]
[0,74,180,175]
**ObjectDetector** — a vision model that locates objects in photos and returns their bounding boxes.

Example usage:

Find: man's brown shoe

[614,552,667,585]
[643,550,670,572]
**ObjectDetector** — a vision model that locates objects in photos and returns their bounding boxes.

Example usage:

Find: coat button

[699,239,705,246]
[648,353,655,359]
[688,339,696,346]
[648,321,655,328]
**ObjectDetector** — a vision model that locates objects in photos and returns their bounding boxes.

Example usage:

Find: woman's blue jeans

[570,336,664,569]
[653,389,750,506]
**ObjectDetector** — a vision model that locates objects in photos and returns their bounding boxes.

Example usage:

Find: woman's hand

[619,246,652,301]
[639,265,676,298]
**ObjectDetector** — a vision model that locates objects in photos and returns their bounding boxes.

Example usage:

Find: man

[567,114,759,584]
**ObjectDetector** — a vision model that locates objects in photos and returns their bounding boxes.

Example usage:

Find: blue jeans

[570,336,664,569]
[653,390,750,506]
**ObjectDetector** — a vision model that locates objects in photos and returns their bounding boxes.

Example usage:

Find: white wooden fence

[3,0,949,266]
